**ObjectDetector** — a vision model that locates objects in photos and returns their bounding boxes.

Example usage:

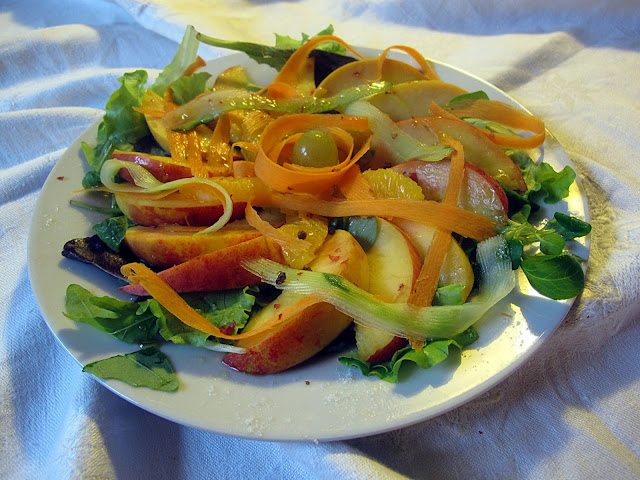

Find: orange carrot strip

[376,45,440,81]
[183,56,207,77]
[121,262,319,340]
[448,99,546,148]
[254,113,371,194]
[264,194,496,241]
[257,81,302,99]
[273,35,366,87]
[409,139,465,306]
[233,160,256,178]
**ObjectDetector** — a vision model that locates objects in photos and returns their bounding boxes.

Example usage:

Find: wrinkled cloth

[1,0,639,478]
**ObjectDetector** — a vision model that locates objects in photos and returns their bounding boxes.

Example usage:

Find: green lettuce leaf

[150,25,200,96]
[170,71,212,105]
[91,215,134,251]
[64,284,159,344]
[83,346,178,391]
[339,327,479,383]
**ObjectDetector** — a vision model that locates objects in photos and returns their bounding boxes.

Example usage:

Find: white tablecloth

[1,0,639,478]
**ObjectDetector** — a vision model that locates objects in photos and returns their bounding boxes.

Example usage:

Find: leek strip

[344,101,451,163]
[163,82,393,131]
[243,235,515,339]
[100,159,233,235]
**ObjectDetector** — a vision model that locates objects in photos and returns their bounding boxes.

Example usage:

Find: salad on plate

[61,25,591,390]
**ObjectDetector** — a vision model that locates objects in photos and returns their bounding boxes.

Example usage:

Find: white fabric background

[1,0,639,478]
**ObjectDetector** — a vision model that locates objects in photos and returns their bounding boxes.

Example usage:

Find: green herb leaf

[170,72,212,105]
[446,91,490,107]
[538,231,566,256]
[83,346,178,391]
[64,285,159,344]
[535,162,576,204]
[92,215,133,251]
[432,284,465,306]
[545,212,592,240]
[150,25,200,96]
[520,254,585,300]
[339,327,479,383]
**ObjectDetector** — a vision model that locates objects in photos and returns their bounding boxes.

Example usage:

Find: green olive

[291,129,339,168]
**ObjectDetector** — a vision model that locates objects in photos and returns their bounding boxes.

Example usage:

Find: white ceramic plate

[28,51,590,441]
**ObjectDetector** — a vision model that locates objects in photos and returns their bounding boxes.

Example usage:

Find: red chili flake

[56,176,65,180]
[354,71,361,77]
[297,230,308,240]
[340,259,349,265]
[219,322,236,335]
[297,272,304,276]
[398,283,405,291]
[409,172,418,182]
[287,186,293,191]
[278,313,283,320]
[479,431,484,434]
[328,254,340,263]
[305,381,310,385]
[391,133,398,140]
[274,303,281,309]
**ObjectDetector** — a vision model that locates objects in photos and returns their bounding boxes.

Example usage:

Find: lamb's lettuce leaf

[339,326,479,383]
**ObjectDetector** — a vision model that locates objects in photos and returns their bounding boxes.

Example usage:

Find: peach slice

[354,218,422,363]
[392,159,509,227]
[120,235,285,296]
[222,230,370,375]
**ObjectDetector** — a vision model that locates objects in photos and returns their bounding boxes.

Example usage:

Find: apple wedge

[222,230,370,375]
[354,218,421,363]
[316,58,426,98]
[397,117,527,191]
[392,159,509,227]
[124,224,260,268]
[120,235,285,296]
[367,80,467,122]
[115,176,270,227]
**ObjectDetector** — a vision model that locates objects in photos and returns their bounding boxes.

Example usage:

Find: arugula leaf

[151,300,210,347]
[182,288,257,334]
[197,25,346,71]
[339,327,479,383]
[521,254,585,300]
[170,72,212,105]
[92,215,134,252]
[83,346,178,391]
[64,284,159,344]
[274,25,346,54]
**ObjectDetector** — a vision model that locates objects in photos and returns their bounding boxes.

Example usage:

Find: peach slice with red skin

[392,159,509,227]
[223,230,370,375]
[120,235,285,296]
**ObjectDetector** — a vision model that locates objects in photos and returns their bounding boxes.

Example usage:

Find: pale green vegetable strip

[243,235,515,339]
[150,25,200,95]
[162,82,394,131]
[344,101,452,163]
[100,159,233,235]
